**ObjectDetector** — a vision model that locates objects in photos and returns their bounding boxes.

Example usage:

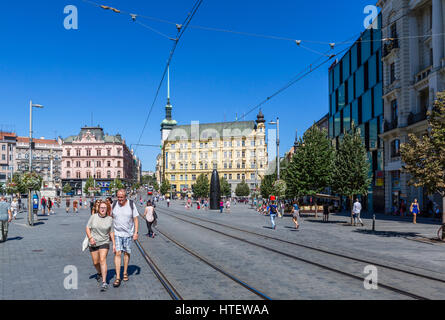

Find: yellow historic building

[155,70,268,197]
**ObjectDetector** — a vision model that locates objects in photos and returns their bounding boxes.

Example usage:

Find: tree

[160,179,171,196]
[235,179,250,197]
[83,177,97,195]
[109,178,124,194]
[401,91,445,236]
[332,123,371,225]
[220,177,231,197]
[193,174,210,198]
[62,183,72,195]
[283,125,334,217]
[20,172,42,192]
[260,174,276,199]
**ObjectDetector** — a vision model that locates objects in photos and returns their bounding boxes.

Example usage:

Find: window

[76,161,81,168]
[117,171,121,178]
[86,171,91,178]
[117,149,121,155]
[76,171,81,179]
[86,161,91,168]
[107,161,111,167]
[251,173,255,180]
[67,171,71,178]
[237,163,241,169]
[391,139,400,157]
[96,171,101,179]
[97,161,101,168]
[192,163,196,170]
[107,171,111,179]
[107,149,111,156]
[67,161,71,168]
[391,99,398,124]
[242,174,245,180]
[171,144,175,149]
[76,149,81,156]
[117,161,121,167]
[224,163,228,169]
[229,174,232,179]
[251,140,255,147]
[390,63,395,83]
[224,174,227,179]
[86,149,91,156]
[237,174,241,180]
[192,175,196,181]
[171,164,175,170]
[205,163,208,169]
[66,149,70,157]
[96,149,101,156]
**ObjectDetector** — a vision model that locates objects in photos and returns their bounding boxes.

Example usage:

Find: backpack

[270,205,278,214]
[112,200,135,211]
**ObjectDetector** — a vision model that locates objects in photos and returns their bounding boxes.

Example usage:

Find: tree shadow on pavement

[353,229,421,238]
[305,219,344,224]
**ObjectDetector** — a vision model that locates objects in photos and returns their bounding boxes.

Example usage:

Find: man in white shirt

[112,189,139,287]
[353,198,364,226]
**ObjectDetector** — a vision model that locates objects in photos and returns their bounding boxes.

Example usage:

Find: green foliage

[160,179,171,196]
[283,125,334,199]
[109,178,124,194]
[220,177,231,197]
[401,91,445,223]
[83,177,99,195]
[273,179,287,199]
[235,179,250,197]
[20,172,42,191]
[62,183,72,194]
[193,174,210,198]
[260,174,276,199]
[331,123,371,203]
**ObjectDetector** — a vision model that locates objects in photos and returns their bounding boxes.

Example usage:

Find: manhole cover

[32,249,44,253]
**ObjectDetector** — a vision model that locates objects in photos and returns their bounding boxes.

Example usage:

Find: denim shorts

[115,236,133,253]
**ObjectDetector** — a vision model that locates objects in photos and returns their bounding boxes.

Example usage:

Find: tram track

[156,206,445,300]
[134,202,271,300]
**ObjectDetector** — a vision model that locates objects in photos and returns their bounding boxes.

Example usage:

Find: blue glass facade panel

[356,66,364,97]
[361,32,371,63]
[350,44,358,74]
[343,52,350,80]
[348,75,354,102]
[351,99,359,126]
[369,118,378,150]
[344,104,351,132]
[374,82,383,116]
[338,84,345,110]
[362,90,373,123]
[333,64,340,90]
[334,112,341,137]
[369,54,377,88]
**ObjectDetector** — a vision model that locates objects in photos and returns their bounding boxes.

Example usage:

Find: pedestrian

[111,189,140,287]
[90,198,95,214]
[269,200,278,230]
[73,199,78,213]
[292,201,300,229]
[11,197,19,220]
[400,200,406,217]
[66,197,71,213]
[41,196,47,215]
[352,198,364,226]
[204,199,208,210]
[220,200,224,213]
[167,198,170,208]
[106,197,113,206]
[226,199,231,213]
[48,197,53,214]
[79,197,83,208]
[92,200,101,215]
[410,199,420,224]
[85,200,114,292]
[0,197,12,242]
[143,201,156,238]
[323,202,330,223]
[197,201,200,210]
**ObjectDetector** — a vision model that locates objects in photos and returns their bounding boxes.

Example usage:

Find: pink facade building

[61,126,140,195]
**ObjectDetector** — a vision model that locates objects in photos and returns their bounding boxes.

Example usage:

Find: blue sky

[0,0,378,170]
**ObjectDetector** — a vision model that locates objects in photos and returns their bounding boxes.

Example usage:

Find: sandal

[113,278,121,287]
[123,274,129,281]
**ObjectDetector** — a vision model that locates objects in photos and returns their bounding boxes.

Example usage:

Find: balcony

[382,38,399,58]
[383,119,398,133]
[414,66,432,84]
[407,110,428,126]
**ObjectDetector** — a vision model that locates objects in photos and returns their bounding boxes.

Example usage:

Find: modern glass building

[328,14,384,213]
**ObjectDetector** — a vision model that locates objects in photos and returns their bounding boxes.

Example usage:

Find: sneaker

[100,282,108,292]
[96,273,102,283]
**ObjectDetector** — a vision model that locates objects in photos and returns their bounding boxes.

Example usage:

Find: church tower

[161,67,177,144]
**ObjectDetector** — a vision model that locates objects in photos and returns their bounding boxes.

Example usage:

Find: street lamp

[28,100,44,226]
[269,117,280,180]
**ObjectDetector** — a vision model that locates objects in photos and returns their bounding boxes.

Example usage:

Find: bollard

[372,214,376,232]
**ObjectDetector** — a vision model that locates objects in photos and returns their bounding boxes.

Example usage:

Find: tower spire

[167,66,170,105]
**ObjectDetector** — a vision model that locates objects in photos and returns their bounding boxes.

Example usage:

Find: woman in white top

[143,201,156,238]
[11,198,19,219]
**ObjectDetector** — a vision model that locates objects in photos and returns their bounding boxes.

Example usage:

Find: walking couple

[84,189,139,292]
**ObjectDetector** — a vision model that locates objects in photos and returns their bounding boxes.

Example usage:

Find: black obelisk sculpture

[210,169,221,210]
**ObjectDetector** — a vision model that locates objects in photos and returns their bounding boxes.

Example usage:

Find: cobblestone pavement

[1,197,445,300]
[0,206,170,300]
